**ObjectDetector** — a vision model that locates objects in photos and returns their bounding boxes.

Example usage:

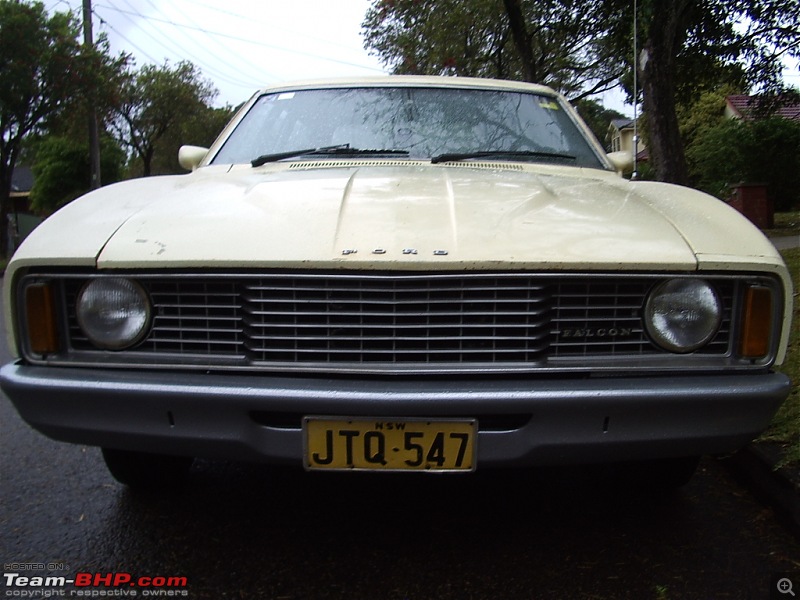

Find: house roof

[610,118,635,131]
[726,94,800,121]
[11,165,33,194]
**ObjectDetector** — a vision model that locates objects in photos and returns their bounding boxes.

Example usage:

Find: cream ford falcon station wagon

[1,76,793,490]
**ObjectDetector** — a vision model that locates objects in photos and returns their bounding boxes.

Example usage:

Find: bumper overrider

[0,362,790,468]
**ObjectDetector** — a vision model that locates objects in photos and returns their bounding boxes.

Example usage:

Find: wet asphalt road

[2,320,800,599]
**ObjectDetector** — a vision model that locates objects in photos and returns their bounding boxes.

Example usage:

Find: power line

[57,0,76,11]
[94,1,384,72]
[106,0,261,89]
[53,0,385,107]
[94,5,261,108]
[168,0,371,57]
[137,0,283,86]
[93,9,162,65]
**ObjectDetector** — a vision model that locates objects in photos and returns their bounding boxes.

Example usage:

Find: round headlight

[644,278,722,353]
[76,278,151,350]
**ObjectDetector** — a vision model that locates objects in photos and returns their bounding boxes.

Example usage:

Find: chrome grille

[59,272,737,373]
[242,274,551,364]
[144,280,245,357]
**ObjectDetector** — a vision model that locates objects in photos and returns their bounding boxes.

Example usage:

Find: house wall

[724,102,741,120]
[613,129,644,155]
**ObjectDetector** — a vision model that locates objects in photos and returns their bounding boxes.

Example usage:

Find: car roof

[256,75,559,97]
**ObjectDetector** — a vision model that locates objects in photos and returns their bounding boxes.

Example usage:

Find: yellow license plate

[303,417,477,472]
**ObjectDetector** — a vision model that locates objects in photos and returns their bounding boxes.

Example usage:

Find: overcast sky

[44,0,388,107]
[42,0,798,117]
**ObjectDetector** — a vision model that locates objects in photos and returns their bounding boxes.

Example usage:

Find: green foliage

[363,0,513,78]
[113,60,218,176]
[609,0,790,107]
[0,0,83,254]
[743,117,800,212]
[0,1,81,150]
[602,0,800,184]
[0,1,127,157]
[362,0,623,100]
[685,116,800,211]
[0,0,128,255]
[29,134,125,212]
[685,119,744,199]
[363,0,799,185]
[146,105,234,176]
[677,85,738,149]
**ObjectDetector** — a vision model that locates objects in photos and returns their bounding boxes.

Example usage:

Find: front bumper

[1,362,791,468]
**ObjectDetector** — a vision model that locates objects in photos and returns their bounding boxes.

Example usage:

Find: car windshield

[211,86,606,169]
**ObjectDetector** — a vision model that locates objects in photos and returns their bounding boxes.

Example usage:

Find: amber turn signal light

[24,283,60,355]
[738,286,772,359]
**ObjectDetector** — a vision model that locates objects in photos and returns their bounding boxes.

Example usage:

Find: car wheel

[101,448,194,489]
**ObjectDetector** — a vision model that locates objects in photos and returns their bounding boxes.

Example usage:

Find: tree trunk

[142,146,154,178]
[502,0,537,83]
[0,153,16,259]
[640,1,690,185]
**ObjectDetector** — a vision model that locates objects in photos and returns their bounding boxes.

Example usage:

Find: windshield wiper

[252,144,409,167]
[430,150,577,165]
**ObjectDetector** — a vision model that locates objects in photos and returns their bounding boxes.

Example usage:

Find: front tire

[101,448,194,489]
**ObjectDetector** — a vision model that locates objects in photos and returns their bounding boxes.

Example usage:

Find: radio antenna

[632,0,639,180]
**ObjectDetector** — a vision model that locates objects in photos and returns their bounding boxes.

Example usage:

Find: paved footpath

[772,234,800,250]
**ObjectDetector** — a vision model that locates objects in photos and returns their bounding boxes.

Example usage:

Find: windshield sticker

[539,99,560,110]
[278,92,296,100]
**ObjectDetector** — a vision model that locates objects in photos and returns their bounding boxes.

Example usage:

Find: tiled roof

[726,94,800,121]
[610,118,635,130]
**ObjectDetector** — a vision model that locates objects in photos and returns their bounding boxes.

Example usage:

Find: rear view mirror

[606,151,633,174]
[178,145,209,171]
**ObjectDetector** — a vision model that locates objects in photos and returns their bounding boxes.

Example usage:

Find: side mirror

[178,145,209,171]
[606,151,633,175]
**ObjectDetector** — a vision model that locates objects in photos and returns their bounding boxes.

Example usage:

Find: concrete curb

[719,444,800,539]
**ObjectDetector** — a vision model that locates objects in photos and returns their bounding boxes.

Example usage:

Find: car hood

[12,161,782,272]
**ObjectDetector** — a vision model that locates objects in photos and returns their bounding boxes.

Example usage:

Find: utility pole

[83,0,101,189]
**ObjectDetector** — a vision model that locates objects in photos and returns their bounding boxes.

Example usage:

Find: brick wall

[728,183,773,229]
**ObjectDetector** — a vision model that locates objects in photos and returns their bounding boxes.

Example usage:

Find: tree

[364,0,800,186]
[677,85,800,211]
[685,115,800,211]
[605,0,800,184]
[363,0,517,79]
[113,60,218,177]
[145,104,234,176]
[0,0,121,255]
[28,134,125,213]
[684,118,744,199]
[363,0,624,101]
[743,117,800,212]
[500,0,622,99]
[676,84,741,151]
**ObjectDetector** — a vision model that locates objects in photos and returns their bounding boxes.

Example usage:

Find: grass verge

[758,246,799,468]
[768,211,800,238]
